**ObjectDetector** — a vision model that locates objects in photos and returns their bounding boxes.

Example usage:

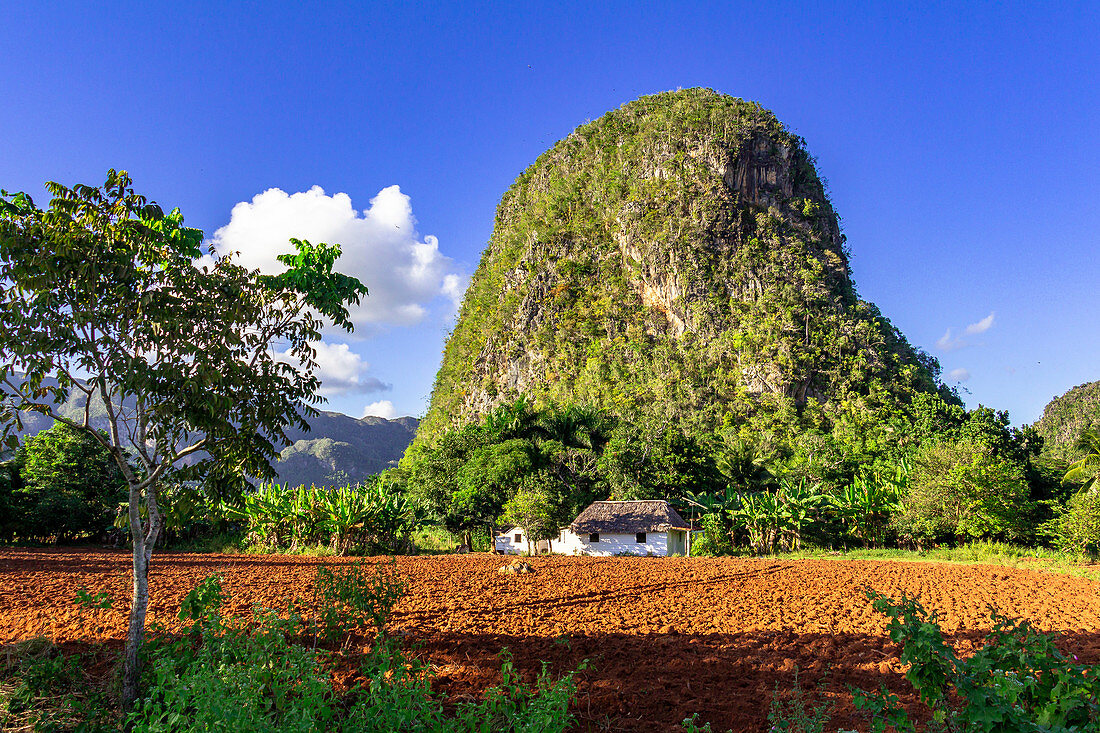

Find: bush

[1051,489,1100,555]
[767,669,834,732]
[893,440,1032,546]
[313,560,406,645]
[134,608,336,733]
[690,513,734,556]
[854,589,1100,732]
[15,423,126,542]
[130,569,581,733]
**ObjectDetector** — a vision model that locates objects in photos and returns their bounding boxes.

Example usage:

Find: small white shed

[550,500,692,556]
[494,526,550,555]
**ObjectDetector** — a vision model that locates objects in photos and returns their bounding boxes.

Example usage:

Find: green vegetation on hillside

[419,89,956,468]
[1035,380,1100,460]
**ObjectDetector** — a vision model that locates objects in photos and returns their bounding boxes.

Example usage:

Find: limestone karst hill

[418,88,952,447]
[1036,380,1100,459]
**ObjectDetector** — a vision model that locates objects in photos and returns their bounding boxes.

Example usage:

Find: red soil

[3,548,1100,731]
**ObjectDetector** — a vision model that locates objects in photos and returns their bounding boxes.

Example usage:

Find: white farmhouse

[494,525,550,555]
[551,500,691,556]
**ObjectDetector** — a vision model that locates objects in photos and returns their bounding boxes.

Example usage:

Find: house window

[636,532,646,543]
[589,533,599,543]
[514,533,522,543]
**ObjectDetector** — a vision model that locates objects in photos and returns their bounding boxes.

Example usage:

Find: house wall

[494,527,549,554]
[551,530,670,556]
[494,527,526,554]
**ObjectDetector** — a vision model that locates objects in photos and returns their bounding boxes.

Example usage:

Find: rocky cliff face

[418,89,944,445]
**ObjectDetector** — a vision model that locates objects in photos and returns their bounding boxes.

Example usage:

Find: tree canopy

[0,169,367,705]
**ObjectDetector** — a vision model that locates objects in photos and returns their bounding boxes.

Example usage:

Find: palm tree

[483,395,539,439]
[536,404,612,452]
[709,431,776,492]
[1065,429,1100,493]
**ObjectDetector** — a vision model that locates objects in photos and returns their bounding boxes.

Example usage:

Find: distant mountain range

[2,378,418,486]
[275,411,418,486]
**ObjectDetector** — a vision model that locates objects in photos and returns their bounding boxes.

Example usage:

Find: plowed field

[3,549,1100,731]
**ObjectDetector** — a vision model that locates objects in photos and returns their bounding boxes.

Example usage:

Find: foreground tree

[0,171,367,707]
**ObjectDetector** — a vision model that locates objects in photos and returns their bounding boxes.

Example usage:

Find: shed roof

[569,500,690,534]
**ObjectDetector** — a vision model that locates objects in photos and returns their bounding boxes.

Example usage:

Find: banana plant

[220,483,294,550]
[830,473,903,548]
[730,491,783,554]
[114,482,212,547]
[288,484,327,549]
[362,478,426,554]
[321,483,373,556]
[679,487,741,515]
[777,477,824,551]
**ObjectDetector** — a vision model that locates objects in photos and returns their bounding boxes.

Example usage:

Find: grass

[412,526,494,554]
[739,541,1100,581]
[0,638,116,732]
[412,525,461,554]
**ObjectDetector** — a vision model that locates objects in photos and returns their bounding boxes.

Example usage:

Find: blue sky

[2,2,1097,425]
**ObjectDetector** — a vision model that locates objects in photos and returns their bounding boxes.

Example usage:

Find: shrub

[854,589,1100,732]
[893,440,1032,546]
[313,560,407,645]
[690,513,734,556]
[1051,489,1100,555]
[767,669,834,732]
[130,571,581,732]
[133,609,336,733]
[451,651,582,732]
[16,423,126,542]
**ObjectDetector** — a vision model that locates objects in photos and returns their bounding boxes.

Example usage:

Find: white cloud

[965,312,995,335]
[277,341,390,397]
[936,328,962,351]
[935,312,997,352]
[209,185,465,332]
[362,400,397,419]
[947,367,971,382]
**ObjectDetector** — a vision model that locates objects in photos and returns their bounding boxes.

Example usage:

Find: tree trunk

[121,481,162,710]
[121,529,149,709]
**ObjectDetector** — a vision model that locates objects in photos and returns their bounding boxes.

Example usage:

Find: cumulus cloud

[935,312,997,351]
[277,341,390,398]
[965,312,995,335]
[210,185,466,332]
[362,400,397,419]
[947,367,971,382]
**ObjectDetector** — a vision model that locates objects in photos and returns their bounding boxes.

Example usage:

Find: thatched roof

[569,501,690,534]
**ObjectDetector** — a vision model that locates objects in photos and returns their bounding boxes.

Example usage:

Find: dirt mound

[2,549,1099,731]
